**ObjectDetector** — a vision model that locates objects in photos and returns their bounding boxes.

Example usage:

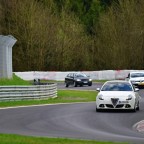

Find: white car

[96,80,140,112]
[126,71,144,88]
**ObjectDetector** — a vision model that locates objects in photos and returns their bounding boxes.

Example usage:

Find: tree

[46,11,92,70]
[94,0,144,69]
[53,0,103,34]
[1,0,59,71]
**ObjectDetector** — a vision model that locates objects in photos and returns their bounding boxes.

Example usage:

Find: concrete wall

[14,70,142,81]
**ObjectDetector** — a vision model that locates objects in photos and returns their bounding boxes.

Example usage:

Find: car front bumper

[96,99,135,110]
[76,81,92,85]
[131,81,144,87]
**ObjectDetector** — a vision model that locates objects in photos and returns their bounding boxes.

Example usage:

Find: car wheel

[74,82,77,87]
[65,83,69,87]
[96,106,100,112]
[136,101,140,111]
[132,103,137,112]
[88,83,92,86]
[137,106,140,111]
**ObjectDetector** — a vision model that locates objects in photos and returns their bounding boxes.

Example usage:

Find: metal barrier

[0,83,57,101]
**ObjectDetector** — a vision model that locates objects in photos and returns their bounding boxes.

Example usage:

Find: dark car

[65,73,92,87]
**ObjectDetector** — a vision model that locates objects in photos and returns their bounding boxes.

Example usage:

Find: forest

[0,0,144,71]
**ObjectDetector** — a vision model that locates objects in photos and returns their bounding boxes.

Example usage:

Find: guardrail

[0,83,57,101]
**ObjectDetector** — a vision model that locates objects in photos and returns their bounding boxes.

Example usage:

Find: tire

[137,106,140,111]
[88,83,92,86]
[96,106,100,112]
[132,103,137,112]
[65,83,69,87]
[74,82,77,87]
[136,101,140,111]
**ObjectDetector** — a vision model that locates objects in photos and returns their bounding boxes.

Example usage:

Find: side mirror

[96,88,100,91]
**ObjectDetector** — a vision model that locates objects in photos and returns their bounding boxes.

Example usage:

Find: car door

[65,73,74,86]
[65,74,70,85]
[69,73,75,85]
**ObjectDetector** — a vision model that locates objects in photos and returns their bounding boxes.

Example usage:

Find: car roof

[105,80,130,84]
[71,72,86,75]
[68,72,82,74]
[130,71,144,74]
[67,72,87,76]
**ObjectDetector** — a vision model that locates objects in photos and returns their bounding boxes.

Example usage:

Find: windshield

[101,82,133,91]
[75,73,87,78]
[131,73,144,78]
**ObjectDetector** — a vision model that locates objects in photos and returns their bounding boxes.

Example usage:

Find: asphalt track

[0,83,144,144]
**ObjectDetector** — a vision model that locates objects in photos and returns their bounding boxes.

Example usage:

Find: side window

[67,74,70,78]
[69,73,73,78]
[73,73,76,77]
[71,73,74,78]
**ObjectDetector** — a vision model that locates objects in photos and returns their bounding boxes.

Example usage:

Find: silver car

[126,71,144,88]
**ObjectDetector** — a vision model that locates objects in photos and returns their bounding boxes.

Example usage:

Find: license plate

[84,81,88,83]
[119,101,129,104]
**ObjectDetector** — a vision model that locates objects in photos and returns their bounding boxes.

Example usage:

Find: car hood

[130,77,144,81]
[75,77,89,80]
[98,91,134,99]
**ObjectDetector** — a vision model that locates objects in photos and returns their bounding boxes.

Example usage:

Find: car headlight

[76,79,81,81]
[126,94,132,100]
[89,79,92,81]
[98,94,104,100]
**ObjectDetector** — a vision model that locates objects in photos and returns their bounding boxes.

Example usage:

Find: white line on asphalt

[0,102,94,110]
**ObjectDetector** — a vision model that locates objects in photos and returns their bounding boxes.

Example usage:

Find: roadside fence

[0,83,57,101]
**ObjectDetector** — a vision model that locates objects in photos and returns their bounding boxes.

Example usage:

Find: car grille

[116,104,124,108]
[111,98,119,106]
[105,104,124,108]
[106,104,114,108]
[132,80,141,83]
[81,79,88,82]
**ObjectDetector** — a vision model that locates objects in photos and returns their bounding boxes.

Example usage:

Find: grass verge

[0,74,30,85]
[0,90,96,107]
[0,134,127,144]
